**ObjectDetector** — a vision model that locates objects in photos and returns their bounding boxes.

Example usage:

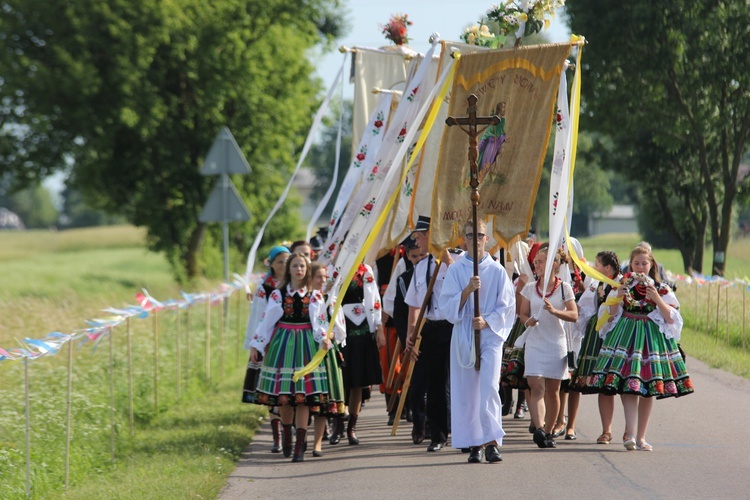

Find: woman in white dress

[518,243,578,449]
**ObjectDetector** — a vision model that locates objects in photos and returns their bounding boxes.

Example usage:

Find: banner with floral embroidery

[352,45,417,157]
[430,42,570,250]
[316,92,393,263]
[319,41,438,267]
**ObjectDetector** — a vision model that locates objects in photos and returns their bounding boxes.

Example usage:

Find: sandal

[623,436,636,451]
[596,432,612,445]
[636,441,653,451]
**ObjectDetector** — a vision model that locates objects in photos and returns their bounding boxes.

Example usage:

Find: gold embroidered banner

[431,42,571,250]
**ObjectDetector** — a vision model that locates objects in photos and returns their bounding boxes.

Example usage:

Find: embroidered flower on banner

[406,86,419,102]
[551,191,559,216]
[359,198,376,218]
[373,111,385,135]
[353,305,363,315]
[397,125,407,143]
[344,233,361,254]
[367,162,381,182]
[354,145,367,168]
[555,108,565,131]
[552,150,565,175]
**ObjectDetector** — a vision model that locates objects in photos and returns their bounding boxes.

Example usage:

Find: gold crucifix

[445,94,500,371]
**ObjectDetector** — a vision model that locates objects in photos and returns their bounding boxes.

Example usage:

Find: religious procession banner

[351,46,417,157]
[430,42,571,250]
[379,41,492,254]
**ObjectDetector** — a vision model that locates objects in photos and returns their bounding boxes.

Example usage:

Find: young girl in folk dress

[340,263,385,445]
[517,244,578,449]
[588,245,693,451]
[250,254,330,462]
[568,251,621,444]
[241,245,290,453]
[310,262,346,457]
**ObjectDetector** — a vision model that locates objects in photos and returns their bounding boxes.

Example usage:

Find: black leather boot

[329,414,343,445]
[282,423,293,457]
[271,419,282,453]
[292,428,307,462]
[347,414,359,445]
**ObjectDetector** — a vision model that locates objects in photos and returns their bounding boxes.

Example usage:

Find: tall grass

[0,226,263,499]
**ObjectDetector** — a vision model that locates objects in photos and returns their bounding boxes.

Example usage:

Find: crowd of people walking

[242,221,693,462]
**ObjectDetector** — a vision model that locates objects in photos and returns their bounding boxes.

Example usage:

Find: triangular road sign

[199,177,251,223]
[200,126,251,176]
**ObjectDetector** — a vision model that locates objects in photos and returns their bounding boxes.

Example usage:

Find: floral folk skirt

[254,322,329,408]
[586,315,694,398]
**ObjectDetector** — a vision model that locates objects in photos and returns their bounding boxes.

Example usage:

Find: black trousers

[420,319,452,443]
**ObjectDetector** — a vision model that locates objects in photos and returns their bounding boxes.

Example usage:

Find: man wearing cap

[404,215,460,452]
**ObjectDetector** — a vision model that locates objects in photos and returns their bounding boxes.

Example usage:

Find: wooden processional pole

[445,94,500,371]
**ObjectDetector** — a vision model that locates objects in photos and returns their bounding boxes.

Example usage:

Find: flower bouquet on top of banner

[486,0,565,43]
[461,23,505,48]
[381,13,412,46]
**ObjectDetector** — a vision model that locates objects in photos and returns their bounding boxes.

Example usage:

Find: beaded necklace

[535,276,561,298]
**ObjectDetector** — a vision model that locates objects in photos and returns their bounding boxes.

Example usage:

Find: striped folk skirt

[568,315,602,394]
[322,343,346,414]
[254,322,329,407]
[586,314,694,398]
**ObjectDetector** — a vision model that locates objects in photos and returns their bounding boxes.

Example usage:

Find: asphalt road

[221,356,750,499]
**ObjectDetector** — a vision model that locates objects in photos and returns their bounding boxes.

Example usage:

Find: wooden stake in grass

[716,283,721,334]
[206,297,211,386]
[153,309,159,412]
[24,358,31,500]
[693,280,700,330]
[236,292,241,369]
[706,282,711,332]
[109,327,116,463]
[186,307,191,390]
[726,287,730,345]
[127,317,134,435]
[220,297,225,380]
[176,306,181,405]
[65,339,74,490]
[743,288,747,352]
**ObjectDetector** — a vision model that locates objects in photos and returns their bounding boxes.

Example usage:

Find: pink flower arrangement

[381,13,412,45]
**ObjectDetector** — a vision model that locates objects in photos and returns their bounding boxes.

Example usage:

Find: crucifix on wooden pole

[445,94,500,371]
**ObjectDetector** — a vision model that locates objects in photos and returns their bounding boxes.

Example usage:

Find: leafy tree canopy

[0,0,348,281]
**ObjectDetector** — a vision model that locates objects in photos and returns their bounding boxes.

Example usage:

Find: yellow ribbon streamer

[293,60,458,382]
[595,295,623,332]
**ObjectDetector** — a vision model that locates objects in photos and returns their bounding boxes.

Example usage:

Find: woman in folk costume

[517,243,578,449]
[568,250,621,444]
[340,262,385,445]
[588,245,693,451]
[309,262,346,457]
[250,253,330,462]
[241,245,290,453]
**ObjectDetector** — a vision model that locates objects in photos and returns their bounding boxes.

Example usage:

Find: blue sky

[311,0,572,97]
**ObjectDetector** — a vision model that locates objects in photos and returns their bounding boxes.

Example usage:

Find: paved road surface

[221,357,750,499]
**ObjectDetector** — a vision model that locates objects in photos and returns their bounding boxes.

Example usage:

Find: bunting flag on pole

[430,42,571,251]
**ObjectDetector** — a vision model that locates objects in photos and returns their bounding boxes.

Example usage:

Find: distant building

[0,207,25,230]
[588,204,637,236]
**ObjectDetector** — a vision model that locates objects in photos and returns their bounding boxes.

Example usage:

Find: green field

[0,226,748,498]
[0,226,264,499]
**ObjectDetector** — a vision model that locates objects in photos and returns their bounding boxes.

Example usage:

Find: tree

[59,185,126,228]
[567,1,750,275]
[0,184,58,228]
[0,0,346,281]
